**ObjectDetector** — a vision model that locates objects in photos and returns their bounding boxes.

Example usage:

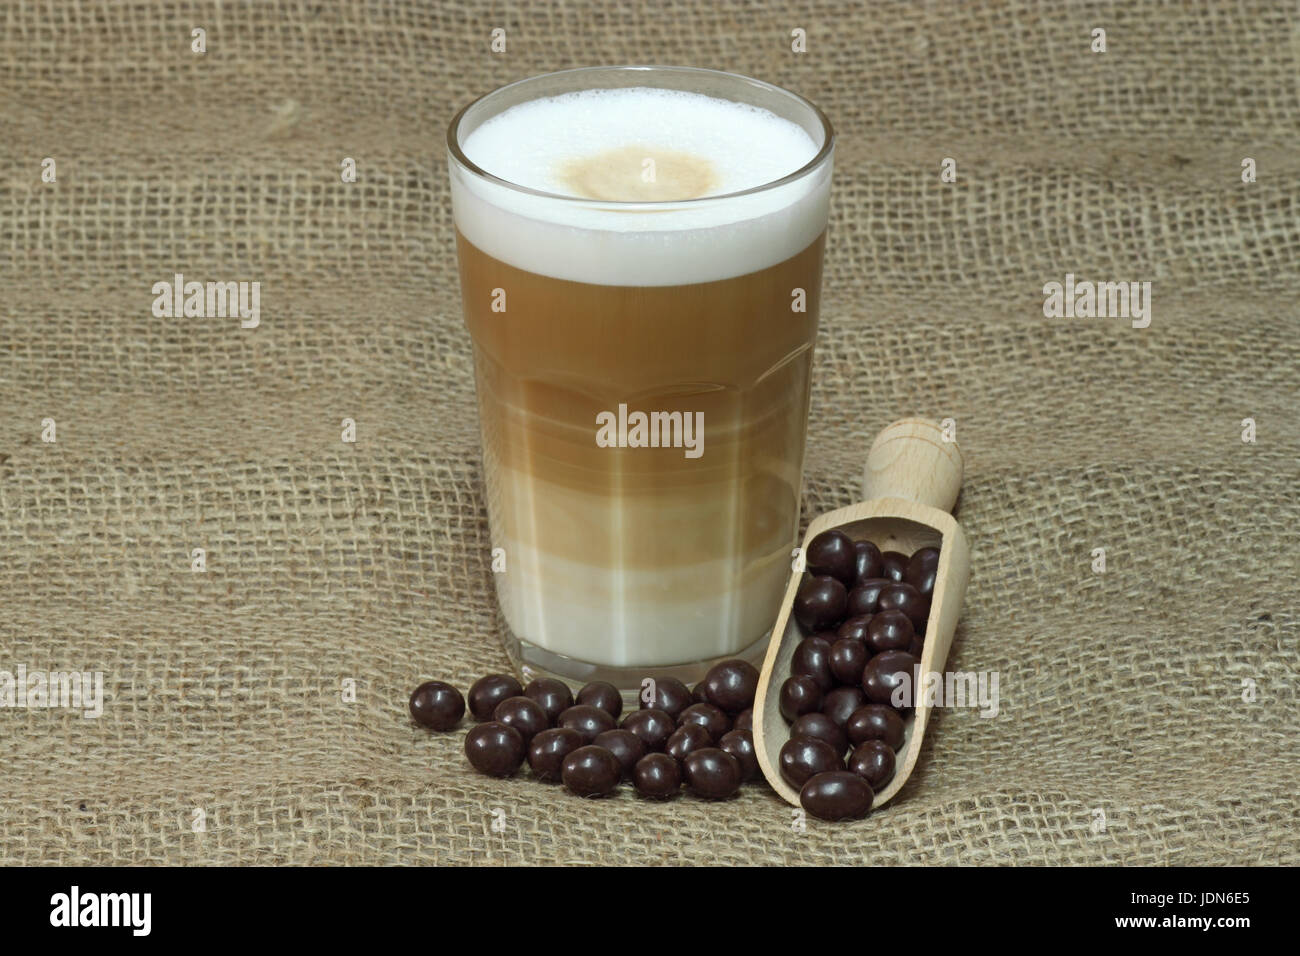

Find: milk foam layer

[464,88,818,199]
[452,87,831,285]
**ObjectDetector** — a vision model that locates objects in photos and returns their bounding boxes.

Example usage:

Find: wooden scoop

[753,418,971,811]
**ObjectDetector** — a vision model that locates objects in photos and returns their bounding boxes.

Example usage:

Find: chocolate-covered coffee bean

[576,681,623,720]
[467,673,523,721]
[880,551,909,582]
[805,529,857,586]
[906,546,940,598]
[718,729,759,782]
[845,704,906,751]
[561,745,621,797]
[523,678,573,724]
[701,659,759,714]
[778,735,843,788]
[779,674,823,722]
[879,581,928,630]
[800,771,873,821]
[620,708,676,752]
[592,728,646,778]
[632,752,681,798]
[733,708,754,732]
[848,739,896,790]
[664,722,713,763]
[861,650,918,708]
[821,686,867,729]
[408,680,465,730]
[681,748,742,800]
[836,614,872,644]
[556,704,615,744]
[464,721,525,777]
[493,696,550,743]
[845,577,891,618]
[789,712,848,755]
[829,638,868,686]
[852,539,883,584]
[527,727,585,782]
[793,575,848,633]
[866,608,914,654]
[640,677,694,719]
[791,635,834,692]
[677,702,730,742]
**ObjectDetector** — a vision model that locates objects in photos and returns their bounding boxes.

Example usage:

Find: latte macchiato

[449,69,833,685]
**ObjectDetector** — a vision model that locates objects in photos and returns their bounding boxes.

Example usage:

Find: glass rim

[446,64,835,210]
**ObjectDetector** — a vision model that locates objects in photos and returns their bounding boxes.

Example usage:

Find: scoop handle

[862,418,964,514]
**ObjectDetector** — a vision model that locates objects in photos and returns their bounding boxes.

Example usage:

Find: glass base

[503,628,772,706]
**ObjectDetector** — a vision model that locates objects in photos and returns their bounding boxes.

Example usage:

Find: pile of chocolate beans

[779,529,940,820]
[408,659,761,802]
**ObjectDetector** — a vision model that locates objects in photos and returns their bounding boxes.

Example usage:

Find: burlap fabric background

[2,0,1297,866]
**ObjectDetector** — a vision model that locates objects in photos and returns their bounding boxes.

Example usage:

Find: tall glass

[448,66,834,690]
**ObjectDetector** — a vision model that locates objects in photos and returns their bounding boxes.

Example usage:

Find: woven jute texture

[2,0,1297,866]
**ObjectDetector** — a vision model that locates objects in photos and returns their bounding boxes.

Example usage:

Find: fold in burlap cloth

[2,1,1297,865]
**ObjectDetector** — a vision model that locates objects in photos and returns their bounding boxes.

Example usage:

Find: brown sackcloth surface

[2,0,1297,866]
